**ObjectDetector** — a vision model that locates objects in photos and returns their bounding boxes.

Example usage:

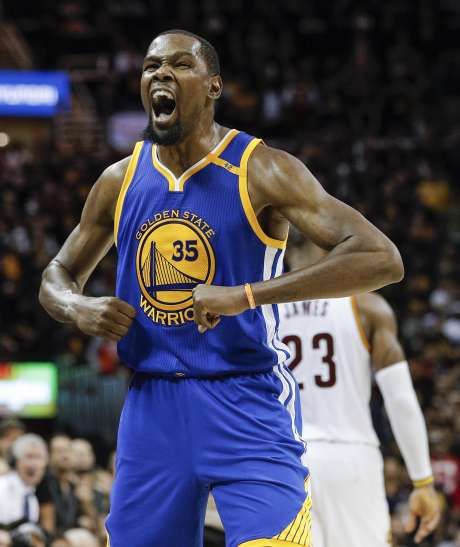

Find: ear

[208,75,223,100]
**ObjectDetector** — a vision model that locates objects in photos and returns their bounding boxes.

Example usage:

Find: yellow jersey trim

[238,138,286,250]
[209,154,240,175]
[114,141,143,247]
[151,128,239,192]
[351,296,371,352]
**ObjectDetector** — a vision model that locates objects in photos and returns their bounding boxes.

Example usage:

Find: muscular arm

[356,293,440,543]
[39,157,136,340]
[249,146,404,304]
[193,144,404,330]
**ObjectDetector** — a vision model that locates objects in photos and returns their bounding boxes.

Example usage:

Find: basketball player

[279,240,440,547]
[39,30,403,547]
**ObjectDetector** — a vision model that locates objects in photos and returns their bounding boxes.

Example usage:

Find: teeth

[152,90,174,101]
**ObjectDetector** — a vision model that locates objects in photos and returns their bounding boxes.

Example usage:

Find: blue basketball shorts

[106,365,311,547]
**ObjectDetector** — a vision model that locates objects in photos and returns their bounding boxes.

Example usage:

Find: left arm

[193,145,403,330]
[249,146,404,304]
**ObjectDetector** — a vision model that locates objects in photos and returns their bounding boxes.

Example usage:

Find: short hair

[11,434,48,460]
[156,29,220,76]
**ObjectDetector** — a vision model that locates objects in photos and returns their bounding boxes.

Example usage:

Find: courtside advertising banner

[0,70,70,117]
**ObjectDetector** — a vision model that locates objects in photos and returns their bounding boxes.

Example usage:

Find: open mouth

[152,92,177,125]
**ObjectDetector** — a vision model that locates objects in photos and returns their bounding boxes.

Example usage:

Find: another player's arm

[193,145,403,329]
[357,293,441,544]
[39,158,136,341]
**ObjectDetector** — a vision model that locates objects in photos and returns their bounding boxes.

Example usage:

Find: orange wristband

[244,283,256,309]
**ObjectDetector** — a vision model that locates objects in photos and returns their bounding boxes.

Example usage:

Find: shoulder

[83,155,133,222]
[356,292,397,330]
[98,155,132,191]
[249,144,308,183]
[247,143,324,207]
[0,471,16,488]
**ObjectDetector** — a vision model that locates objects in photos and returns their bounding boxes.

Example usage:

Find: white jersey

[279,297,379,447]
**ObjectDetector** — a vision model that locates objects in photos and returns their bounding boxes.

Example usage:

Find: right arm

[39,158,136,341]
[357,293,440,544]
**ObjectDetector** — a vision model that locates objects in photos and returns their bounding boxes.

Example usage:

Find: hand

[192,284,249,333]
[405,485,441,543]
[72,295,136,341]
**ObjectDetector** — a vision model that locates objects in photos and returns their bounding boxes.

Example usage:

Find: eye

[144,63,159,73]
[176,62,191,69]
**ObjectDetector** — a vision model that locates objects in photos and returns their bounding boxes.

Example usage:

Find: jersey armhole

[351,296,372,352]
[114,141,143,247]
[238,138,287,250]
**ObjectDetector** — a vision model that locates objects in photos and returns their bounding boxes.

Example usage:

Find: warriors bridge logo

[135,209,216,325]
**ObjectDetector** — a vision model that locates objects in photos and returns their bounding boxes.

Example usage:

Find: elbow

[38,285,45,309]
[369,238,404,286]
[38,262,54,311]
[384,242,405,284]
[38,276,48,312]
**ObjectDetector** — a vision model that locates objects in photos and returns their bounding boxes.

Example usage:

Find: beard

[143,114,183,146]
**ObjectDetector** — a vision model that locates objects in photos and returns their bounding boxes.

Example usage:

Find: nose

[153,63,174,82]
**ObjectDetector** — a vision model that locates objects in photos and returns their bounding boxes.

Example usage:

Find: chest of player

[116,138,268,297]
[121,161,249,260]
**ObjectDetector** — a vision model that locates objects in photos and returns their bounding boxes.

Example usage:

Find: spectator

[63,528,99,547]
[0,435,48,527]
[71,440,95,476]
[10,523,46,547]
[0,420,26,475]
[70,439,113,542]
[36,436,80,536]
[49,537,69,547]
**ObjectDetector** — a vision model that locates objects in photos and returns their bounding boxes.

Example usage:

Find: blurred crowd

[0,0,460,545]
[0,418,112,546]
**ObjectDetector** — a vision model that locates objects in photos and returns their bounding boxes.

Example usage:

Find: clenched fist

[72,295,136,341]
[192,284,249,333]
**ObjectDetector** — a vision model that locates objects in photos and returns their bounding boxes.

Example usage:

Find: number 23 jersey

[278,297,379,446]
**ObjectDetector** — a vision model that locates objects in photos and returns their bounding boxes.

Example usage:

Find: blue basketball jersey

[114,129,290,376]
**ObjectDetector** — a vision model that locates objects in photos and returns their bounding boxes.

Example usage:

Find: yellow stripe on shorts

[239,481,312,547]
[275,492,312,545]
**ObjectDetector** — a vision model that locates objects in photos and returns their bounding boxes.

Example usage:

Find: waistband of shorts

[129,367,275,382]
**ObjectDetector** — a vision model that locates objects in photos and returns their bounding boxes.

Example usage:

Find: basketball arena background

[0,1,459,546]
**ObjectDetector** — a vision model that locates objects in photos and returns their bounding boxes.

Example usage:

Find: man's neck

[157,119,227,178]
